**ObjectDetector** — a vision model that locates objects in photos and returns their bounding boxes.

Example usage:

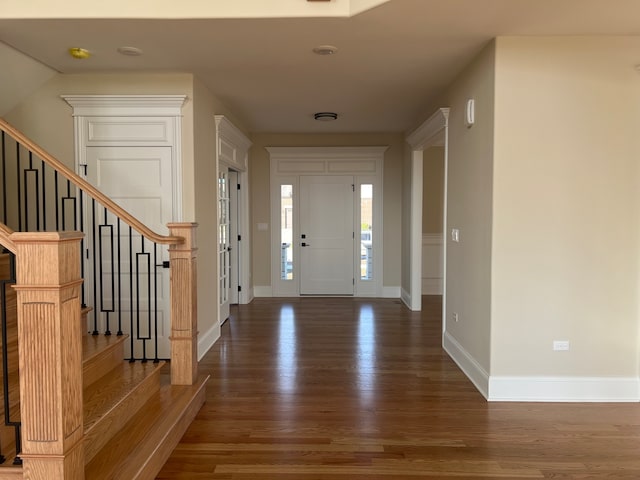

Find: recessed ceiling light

[313,45,338,55]
[117,46,144,56]
[68,47,91,59]
[314,112,338,121]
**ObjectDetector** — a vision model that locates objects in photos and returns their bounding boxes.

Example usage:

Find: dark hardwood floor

[157,296,640,479]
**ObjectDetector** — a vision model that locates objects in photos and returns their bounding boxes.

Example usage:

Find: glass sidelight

[360,184,373,280]
[280,184,293,280]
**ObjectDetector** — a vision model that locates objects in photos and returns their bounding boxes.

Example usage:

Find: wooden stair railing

[0,118,182,246]
[0,117,185,362]
[0,116,205,479]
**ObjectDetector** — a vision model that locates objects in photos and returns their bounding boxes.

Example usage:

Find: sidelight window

[360,184,373,280]
[280,185,293,280]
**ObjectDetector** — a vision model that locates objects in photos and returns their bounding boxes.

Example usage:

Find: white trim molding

[488,376,640,402]
[214,115,252,309]
[443,331,490,399]
[198,323,220,361]
[404,108,450,313]
[62,94,186,222]
[215,115,252,171]
[444,329,640,402]
[267,146,387,298]
[61,94,187,117]
[406,108,450,150]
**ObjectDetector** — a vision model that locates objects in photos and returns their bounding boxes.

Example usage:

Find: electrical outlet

[452,312,459,322]
[553,340,570,351]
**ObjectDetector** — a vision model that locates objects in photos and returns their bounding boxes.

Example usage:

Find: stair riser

[84,366,162,464]
[83,337,126,389]
[133,385,206,480]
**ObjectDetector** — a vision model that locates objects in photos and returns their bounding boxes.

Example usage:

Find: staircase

[0,118,208,479]
[82,336,206,479]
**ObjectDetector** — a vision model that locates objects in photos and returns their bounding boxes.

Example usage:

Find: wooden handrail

[0,118,184,245]
[0,222,16,254]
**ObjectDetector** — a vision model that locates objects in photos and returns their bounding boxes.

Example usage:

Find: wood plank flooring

[157,297,640,479]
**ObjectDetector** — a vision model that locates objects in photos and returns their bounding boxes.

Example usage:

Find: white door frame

[62,95,186,222]
[214,116,252,305]
[405,108,450,317]
[62,94,186,359]
[267,146,387,297]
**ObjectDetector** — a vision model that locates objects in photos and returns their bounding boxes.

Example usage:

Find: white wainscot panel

[327,160,377,173]
[422,233,443,295]
[277,160,326,174]
[87,119,171,144]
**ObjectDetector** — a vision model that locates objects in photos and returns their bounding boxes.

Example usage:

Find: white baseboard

[443,331,490,399]
[240,286,254,304]
[488,376,640,402]
[382,286,401,298]
[400,288,411,308]
[254,286,273,297]
[422,277,443,295]
[197,322,220,361]
[255,285,400,299]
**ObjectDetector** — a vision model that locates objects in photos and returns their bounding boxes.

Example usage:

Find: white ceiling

[1,0,640,133]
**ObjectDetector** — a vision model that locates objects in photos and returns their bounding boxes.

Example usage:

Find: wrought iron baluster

[91,199,98,335]
[117,219,123,336]
[128,226,135,363]
[40,159,46,231]
[16,144,21,232]
[98,208,115,336]
[1,132,6,225]
[54,171,59,230]
[153,243,160,363]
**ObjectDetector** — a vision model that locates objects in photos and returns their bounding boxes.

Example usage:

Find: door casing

[267,146,386,297]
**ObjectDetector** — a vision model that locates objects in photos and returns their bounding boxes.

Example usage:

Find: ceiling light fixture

[313,45,338,55]
[314,112,338,121]
[68,47,91,59]
[117,46,144,56]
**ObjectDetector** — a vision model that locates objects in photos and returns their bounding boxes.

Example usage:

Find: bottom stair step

[85,374,208,480]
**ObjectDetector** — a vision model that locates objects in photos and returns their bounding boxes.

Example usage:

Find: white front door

[85,145,173,359]
[299,175,354,295]
[218,167,231,322]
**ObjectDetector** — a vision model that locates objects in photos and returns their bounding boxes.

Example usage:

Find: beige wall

[0,41,56,117]
[441,41,496,373]
[3,72,239,353]
[192,76,250,343]
[491,36,640,377]
[422,146,445,234]
[249,133,404,289]
[4,73,195,215]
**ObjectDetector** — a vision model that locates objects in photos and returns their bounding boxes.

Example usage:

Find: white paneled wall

[422,234,443,295]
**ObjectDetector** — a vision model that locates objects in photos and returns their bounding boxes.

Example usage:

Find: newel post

[11,232,85,480]
[168,223,198,385]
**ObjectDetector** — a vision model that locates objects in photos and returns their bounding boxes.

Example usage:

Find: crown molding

[406,107,449,150]
[62,95,187,117]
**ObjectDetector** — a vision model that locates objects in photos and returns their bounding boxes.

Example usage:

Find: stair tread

[82,334,127,365]
[85,375,208,480]
[84,361,164,432]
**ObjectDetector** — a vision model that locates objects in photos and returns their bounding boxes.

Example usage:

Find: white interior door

[299,175,354,295]
[85,145,173,359]
[218,167,231,322]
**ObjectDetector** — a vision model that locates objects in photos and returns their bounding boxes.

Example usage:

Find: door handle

[301,242,311,247]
